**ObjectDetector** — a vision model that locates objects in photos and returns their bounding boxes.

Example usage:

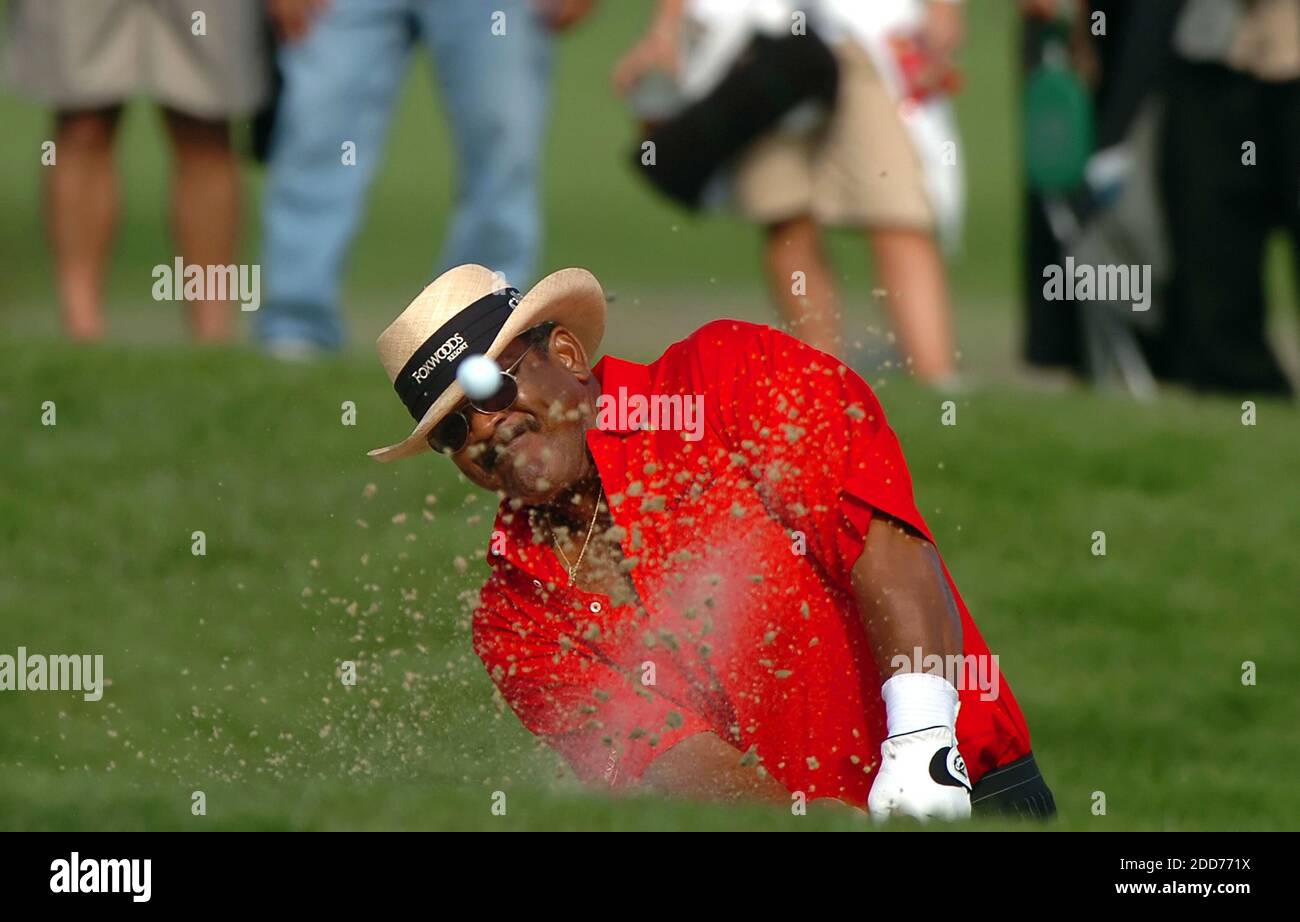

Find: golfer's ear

[549,326,591,378]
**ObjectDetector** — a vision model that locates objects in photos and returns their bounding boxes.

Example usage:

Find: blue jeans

[257,0,553,349]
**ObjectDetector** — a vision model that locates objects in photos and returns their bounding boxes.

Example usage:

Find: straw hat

[369,264,605,462]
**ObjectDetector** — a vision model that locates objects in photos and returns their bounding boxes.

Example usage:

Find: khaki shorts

[4,0,268,118]
[732,42,933,231]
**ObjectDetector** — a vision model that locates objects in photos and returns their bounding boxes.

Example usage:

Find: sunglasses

[426,346,533,455]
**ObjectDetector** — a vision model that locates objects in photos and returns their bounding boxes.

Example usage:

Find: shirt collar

[489,501,567,583]
[590,354,652,436]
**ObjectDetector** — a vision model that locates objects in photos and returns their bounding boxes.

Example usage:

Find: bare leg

[47,108,122,340]
[162,108,240,342]
[763,215,842,357]
[868,228,957,382]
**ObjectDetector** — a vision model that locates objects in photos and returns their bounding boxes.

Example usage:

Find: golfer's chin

[496,447,567,506]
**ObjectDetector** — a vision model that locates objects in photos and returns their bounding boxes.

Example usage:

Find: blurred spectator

[4,0,268,341]
[615,0,964,385]
[1154,0,1299,394]
[1017,0,1174,381]
[256,0,595,356]
[1020,0,1299,398]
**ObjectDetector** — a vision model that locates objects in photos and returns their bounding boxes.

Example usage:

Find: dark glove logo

[930,746,972,791]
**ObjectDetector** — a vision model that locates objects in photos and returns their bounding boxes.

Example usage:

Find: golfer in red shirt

[371,264,1055,821]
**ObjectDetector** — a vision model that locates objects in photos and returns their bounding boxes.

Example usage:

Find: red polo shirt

[472,319,1031,804]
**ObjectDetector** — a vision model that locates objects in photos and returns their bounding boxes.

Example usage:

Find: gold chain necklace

[552,487,604,586]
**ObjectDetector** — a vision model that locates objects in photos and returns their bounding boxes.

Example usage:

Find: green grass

[1,343,1296,830]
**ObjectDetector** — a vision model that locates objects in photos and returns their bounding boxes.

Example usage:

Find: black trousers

[971,751,1057,820]
[1156,59,1300,395]
[1019,0,1168,373]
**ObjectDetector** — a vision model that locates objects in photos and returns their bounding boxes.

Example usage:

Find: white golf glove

[867,673,972,823]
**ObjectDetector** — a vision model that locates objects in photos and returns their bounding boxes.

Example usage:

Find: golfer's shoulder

[666,319,801,376]
[679,318,780,352]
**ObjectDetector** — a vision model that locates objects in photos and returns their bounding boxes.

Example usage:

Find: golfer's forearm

[641,732,790,803]
[852,514,962,680]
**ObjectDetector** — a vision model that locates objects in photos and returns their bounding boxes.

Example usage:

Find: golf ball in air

[457,354,502,400]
